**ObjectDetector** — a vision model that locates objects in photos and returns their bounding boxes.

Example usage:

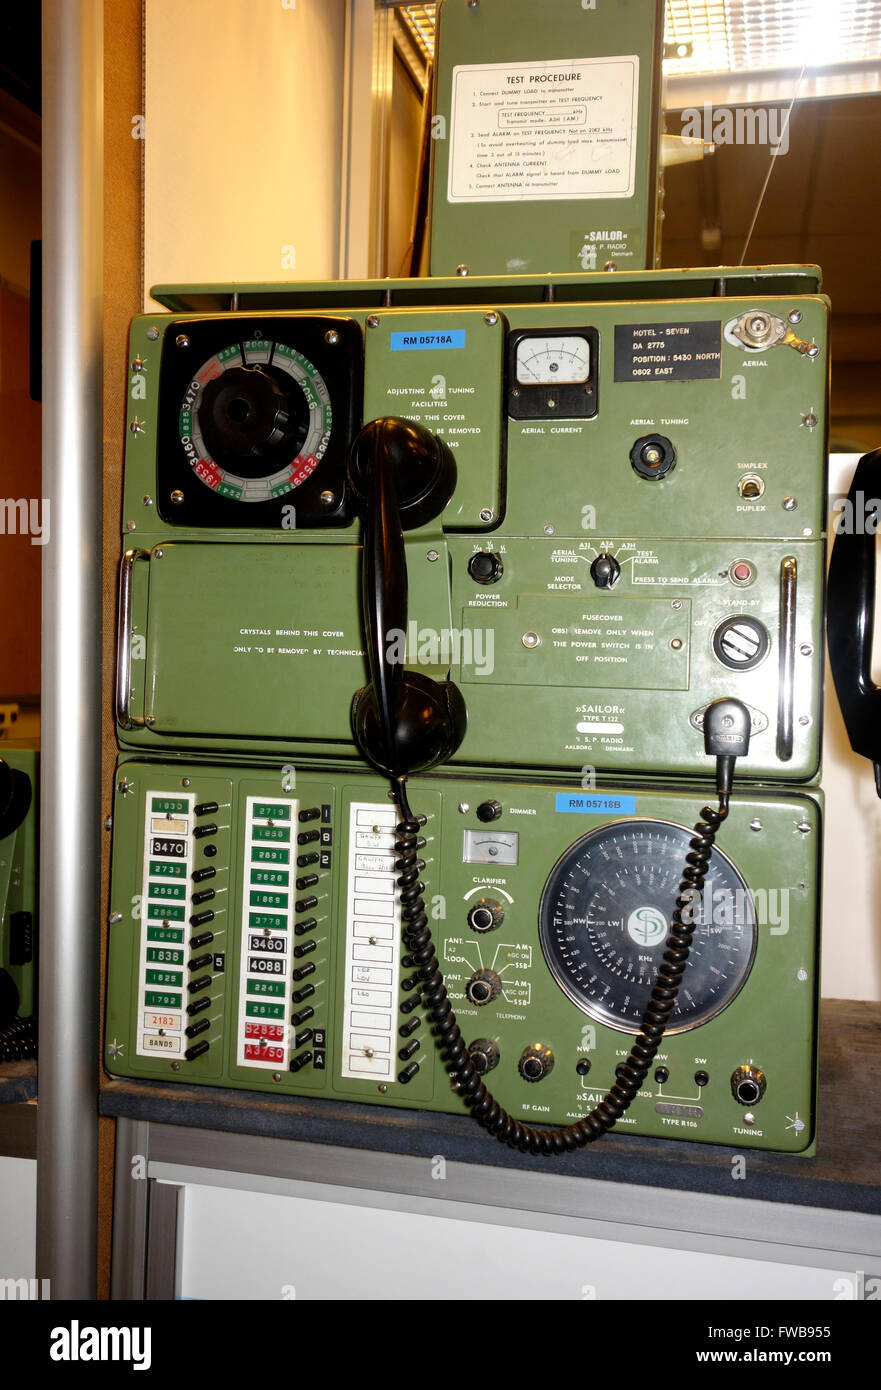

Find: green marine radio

[105,262,827,1155]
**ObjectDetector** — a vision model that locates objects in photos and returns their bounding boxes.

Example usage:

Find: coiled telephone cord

[393,777,728,1155]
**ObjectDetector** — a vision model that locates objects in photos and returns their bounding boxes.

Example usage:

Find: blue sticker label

[390,331,467,351]
[555,794,637,815]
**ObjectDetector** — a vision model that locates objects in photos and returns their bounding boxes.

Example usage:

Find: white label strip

[136,791,195,1059]
[448,56,639,204]
[341,803,401,1081]
[236,795,298,1070]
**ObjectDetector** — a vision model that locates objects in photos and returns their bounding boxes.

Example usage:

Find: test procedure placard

[447,57,639,204]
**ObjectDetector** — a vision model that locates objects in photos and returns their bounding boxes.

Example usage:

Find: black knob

[185,1018,210,1039]
[299,808,321,822]
[187,975,212,995]
[297,853,319,868]
[630,433,676,480]
[294,1028,313,1048]
[290,1050,313,1073]
[401,973,421,992]
[712,616,770,671]
[191,889,215,906]
[293,939,317,959]
[466,969,502,1006]
[400,995,420,1014]
[476,800,502,823]
[296,874,319,890]
[519,1042,554,1082]
[576,1058,591,1076]
[590,553,621,589]
[192,867,216,883]
[291,1006,314,1026]
[398,1062,420,1084]
[292,962,315,983]
[467,898,505,933]
[295,896,318,913]
[468,551,504,585]
[193,824,218,839]
[190,910,215,927]
[194,802,219,816]
[398,1039,421,1061]
[188,954,213,972]
[203,844,218,858]
[298,830,320,845]
[291,984,315,1005]
[294,918,317,936]
[731,1064,766,1106]
[184,1041,210,1062]
[399,1016,421,1038]
[186,996,210,1017]
[468,1038,500,1075]
[189,931,214,948]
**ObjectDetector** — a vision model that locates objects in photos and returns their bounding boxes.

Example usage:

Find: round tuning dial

[519,1042,554,1082]
[467,898,505,933]
[466,969,502,1006]
[468,1038,500,1075]
[468,552,504,585]
[731,1064,766,1106]
[590,553,621,589]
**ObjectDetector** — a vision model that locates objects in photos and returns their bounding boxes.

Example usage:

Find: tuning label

[236,797,298,1070]
[340,803,402,1081]
[136,792,195,1058]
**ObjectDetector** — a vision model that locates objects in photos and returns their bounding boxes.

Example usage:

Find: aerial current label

[447,56,639,204]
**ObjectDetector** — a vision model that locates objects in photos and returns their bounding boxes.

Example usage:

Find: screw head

[366,314,380,329]
[750,818,763,832]
[146,327,159,340]
[109,912,123,924]
[782,496,798,511]
[456,264,470,277]
[325,330,340,345]
[799,714,812,726]
[378,1084,388,1095]
[806,343,820,358]
[131,356,145,373]
[670,638,683,650]
[129,418,145,435]
[603,260,618,272]
[154,547,164,558]
[797,967,808,982]
[484,311,498,326]
[479,508,494,522]
[458,802,469,814]
[788,309,803,324]
[671,599,683,610]
[796,820,812,834]
[319,490,335,508]
[522,631,540,648]
[171,1061,180,1072]
[104,816,113,832]
[801,412,818,430]
[273,1072,282,1083]
[175,334,190,349]
[543,523,555,535]
[117,780,131,794]
[181,778,191,787]
[142,494,153,507]
[799,643,814,656]
[126,519,137,532]
[170,489,185,505]
[426,549,439,562]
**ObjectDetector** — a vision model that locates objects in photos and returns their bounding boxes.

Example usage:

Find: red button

[733,563,752,582]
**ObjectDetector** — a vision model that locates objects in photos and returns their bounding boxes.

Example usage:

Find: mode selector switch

[590,553,621,589]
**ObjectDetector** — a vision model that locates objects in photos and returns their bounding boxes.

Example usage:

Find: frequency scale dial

[156,316,363,528]
[538,820,757,1033]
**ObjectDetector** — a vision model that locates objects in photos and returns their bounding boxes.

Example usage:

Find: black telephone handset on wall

[349,418,751,1153]
[827,448,881,796]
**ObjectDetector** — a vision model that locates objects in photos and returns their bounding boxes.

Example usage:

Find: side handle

[116,548,151,730]
[827,448,881,788]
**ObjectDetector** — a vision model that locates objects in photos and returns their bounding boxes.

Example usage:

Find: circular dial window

[515,335,591,385]
[539,820,756,1034]
[179,339,333,502]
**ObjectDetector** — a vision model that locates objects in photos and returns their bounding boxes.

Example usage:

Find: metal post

[37,0,103,1299]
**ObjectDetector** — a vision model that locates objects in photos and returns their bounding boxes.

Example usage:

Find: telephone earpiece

[0,760,31,841]
[348,417,467,777]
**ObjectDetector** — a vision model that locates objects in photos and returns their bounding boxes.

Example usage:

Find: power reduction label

[448,57,639,203]
[614,321,723,381]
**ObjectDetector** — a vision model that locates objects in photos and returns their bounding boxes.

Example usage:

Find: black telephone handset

[349,418,750,1153]
[827,448,881,796]
[348,418,467,777]
[0,759,32,1034]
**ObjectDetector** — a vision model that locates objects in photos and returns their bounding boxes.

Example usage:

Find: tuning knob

[466,969,502,1006]
[468,1038,500,1075]
[730,1064,767,1106]
[590,553,621,589]
[466,898,505,933]
[519,1042,554,1082]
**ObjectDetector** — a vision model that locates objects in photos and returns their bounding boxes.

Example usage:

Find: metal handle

[776,555,797,761]
[116,548,151,729]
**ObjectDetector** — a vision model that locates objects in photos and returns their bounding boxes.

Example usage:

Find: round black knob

[590,553,621,589]
[476,799,502,823]
[712,616,770,671]
[466,969,502,1006]
[519,1042,554,1082]
[731,1064,766,1106]
[630,433,676,480]
[467,898,505,933]
[468,1038,500,1075]
[468,551,504,585]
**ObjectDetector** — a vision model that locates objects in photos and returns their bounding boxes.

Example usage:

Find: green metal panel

[0,748,39,1018]
[429,0,665,276]
[105,760,820,1153]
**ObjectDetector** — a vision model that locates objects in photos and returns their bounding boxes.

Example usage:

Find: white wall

[0,1156,36,1278]
[144,0,349,306]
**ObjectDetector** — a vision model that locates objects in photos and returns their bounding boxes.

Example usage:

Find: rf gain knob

[467,897,505,933]
[466,969,502,1006]
[468,1038,500,1075]
[519,1042,554,1082]
[730,1064,767,1106]
[590,553,621,589]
